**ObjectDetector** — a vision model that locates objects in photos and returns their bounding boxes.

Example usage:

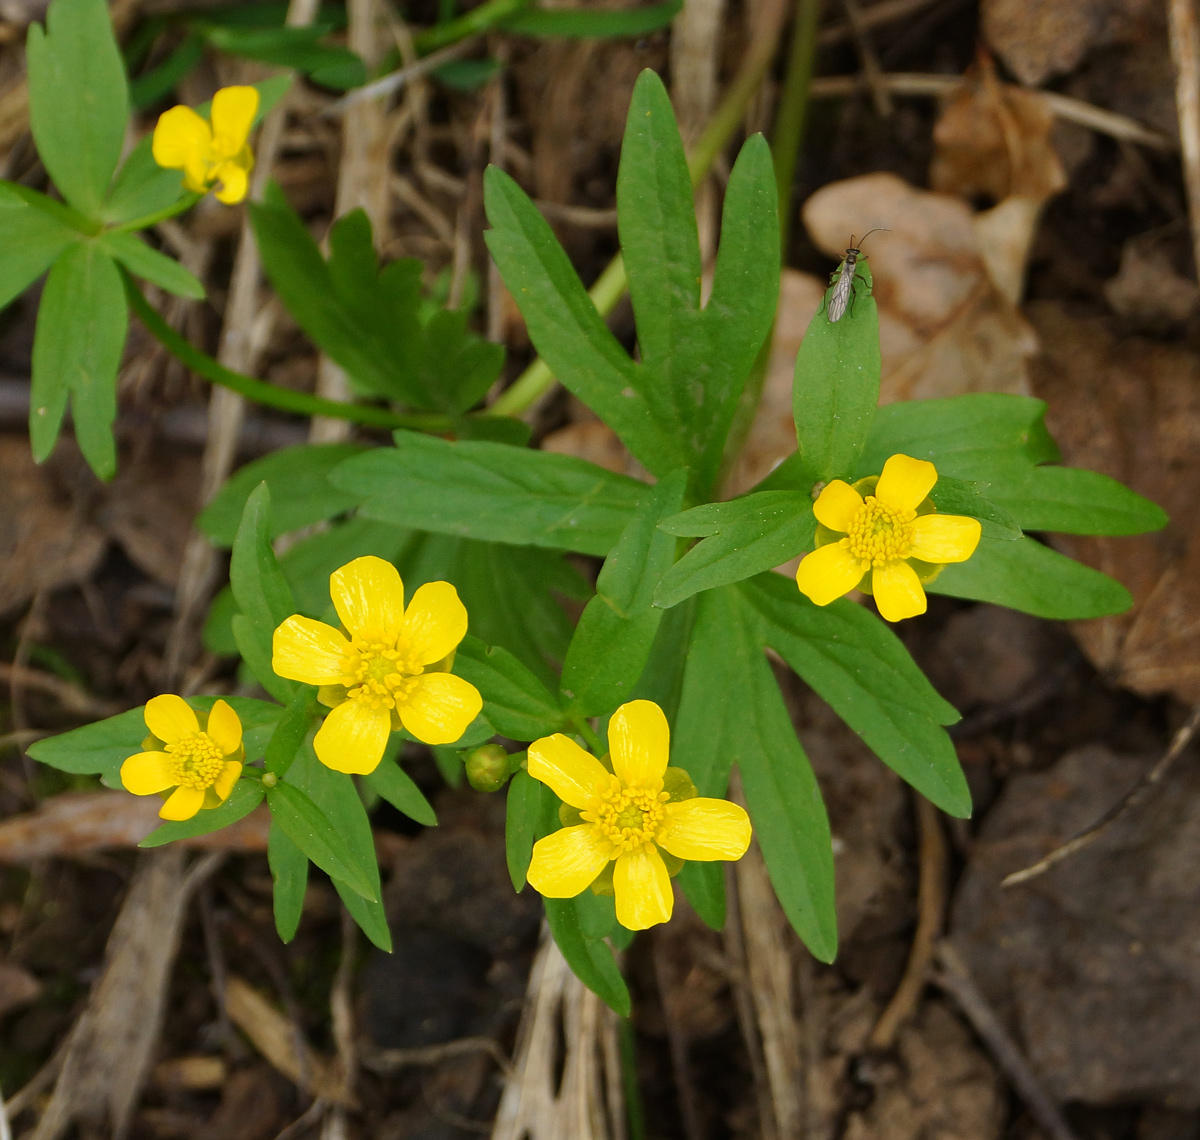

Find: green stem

[571,716,606,757]
[123,273,452,433]
[108,192,203,235]
[771,0,822,255]
[618,1018,646,1140]
[488,20,787,419]
[412,0,530,54]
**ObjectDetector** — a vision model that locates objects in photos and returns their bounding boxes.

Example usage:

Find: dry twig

[1003,702,1200,887]
[1169,0,1200,277]
[839,0,893,117]
[869,794,948,1048]
[362,1037,515,1079]
[932,942,1080,1140]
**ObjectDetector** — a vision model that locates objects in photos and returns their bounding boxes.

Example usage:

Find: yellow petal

[273,616,349,685]
[330,556,405,642]
[152,105,211,171]
[144,694,198,745]
[613,847,673,930]
[872,560,927,622]
[212,159,249,204]
[206,699,243,756]
[609,700,670,790]
[120,751,175,795]
[527,733,610,809]
[527,825,612,897]
[402,581,469,665]
[876,453,937,512]
[813,480,863,533]
[160,785,205,821]
[398,672,482,745]
[213,761,242,803]
[795,542,866,606]
[210,85,259,154]
[314,700,391,774]
[657,799,752,862]
[909,513,981,564]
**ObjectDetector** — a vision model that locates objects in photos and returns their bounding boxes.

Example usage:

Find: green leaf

[102,134,190,227]
[0,187,79,309]
[26,696,282,787]
[139,780,265,847]
[30,241,127,479]
[986,464,1168,536]
[364,757,438,827]
[544,897,631,1015]
[499,0,680,36]
[282,744,390,948]
[927,477,1021,540]
[267,780,377,902]
[98,232,204,299]
[200,444,366,546]
[251,195,500,413]
[483,166,685,475]
[673,587,836,960]
[264,691,313,777]
[617,72,778,492]
[792,261,880,486]
[677,861,724,930]
[129,31,205,110]
[27,705,145,786]
[205,25,367,90]
[505,768,552,891]
[331,433,643,556]
[627,595,696,723]
[561,469,687,716]
[26,0,129,217]
[454,636,566,741]
[229,483,300,704]
[743,574,970,818]
[853,392,1060,481]
[930,534,1132,619]
[654,491,815,609]
[268,819,308,943]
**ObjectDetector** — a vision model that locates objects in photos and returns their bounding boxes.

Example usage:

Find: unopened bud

[465,744,510,792]
[261,771,278,788]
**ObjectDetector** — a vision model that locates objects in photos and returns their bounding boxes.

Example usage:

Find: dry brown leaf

[0,792,271,862]
[1104,229,1200,329]
[152,1055,228,1091]
[931,59,1067,205]
[224,976,354,1106]
[1025,302,1200,704]
[0,437,106,619]
[982,0,1159,86]
[801,172,1038,403]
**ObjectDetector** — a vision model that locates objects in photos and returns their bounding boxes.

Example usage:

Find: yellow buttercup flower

[795,453,982,622]
[526,700,752,931]
[272,556,482,775]
[120,695,244,821]
[152,85,259,204]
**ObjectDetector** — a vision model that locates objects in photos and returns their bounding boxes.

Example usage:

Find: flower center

[584,780,670,856]
[340,636,424,711]
[843,496,915,567]
[166,732,225,789]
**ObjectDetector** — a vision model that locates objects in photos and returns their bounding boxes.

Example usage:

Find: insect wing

[828,259,853,322]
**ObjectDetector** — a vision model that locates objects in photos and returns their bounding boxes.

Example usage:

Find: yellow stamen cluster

[843,495,915,568]
[340,637,423,711]
[166,732,226,790]
[583,779,670,856]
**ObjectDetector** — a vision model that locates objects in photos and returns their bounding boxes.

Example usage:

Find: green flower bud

[465,744,510,792]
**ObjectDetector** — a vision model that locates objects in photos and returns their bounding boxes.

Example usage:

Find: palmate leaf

[483,70,778,494]
[671,587,837,959]
[26,0,129,218]
[743,574,971,818]
[330,433,643,557]
[30,241,127,480]
[0,186,79,309]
